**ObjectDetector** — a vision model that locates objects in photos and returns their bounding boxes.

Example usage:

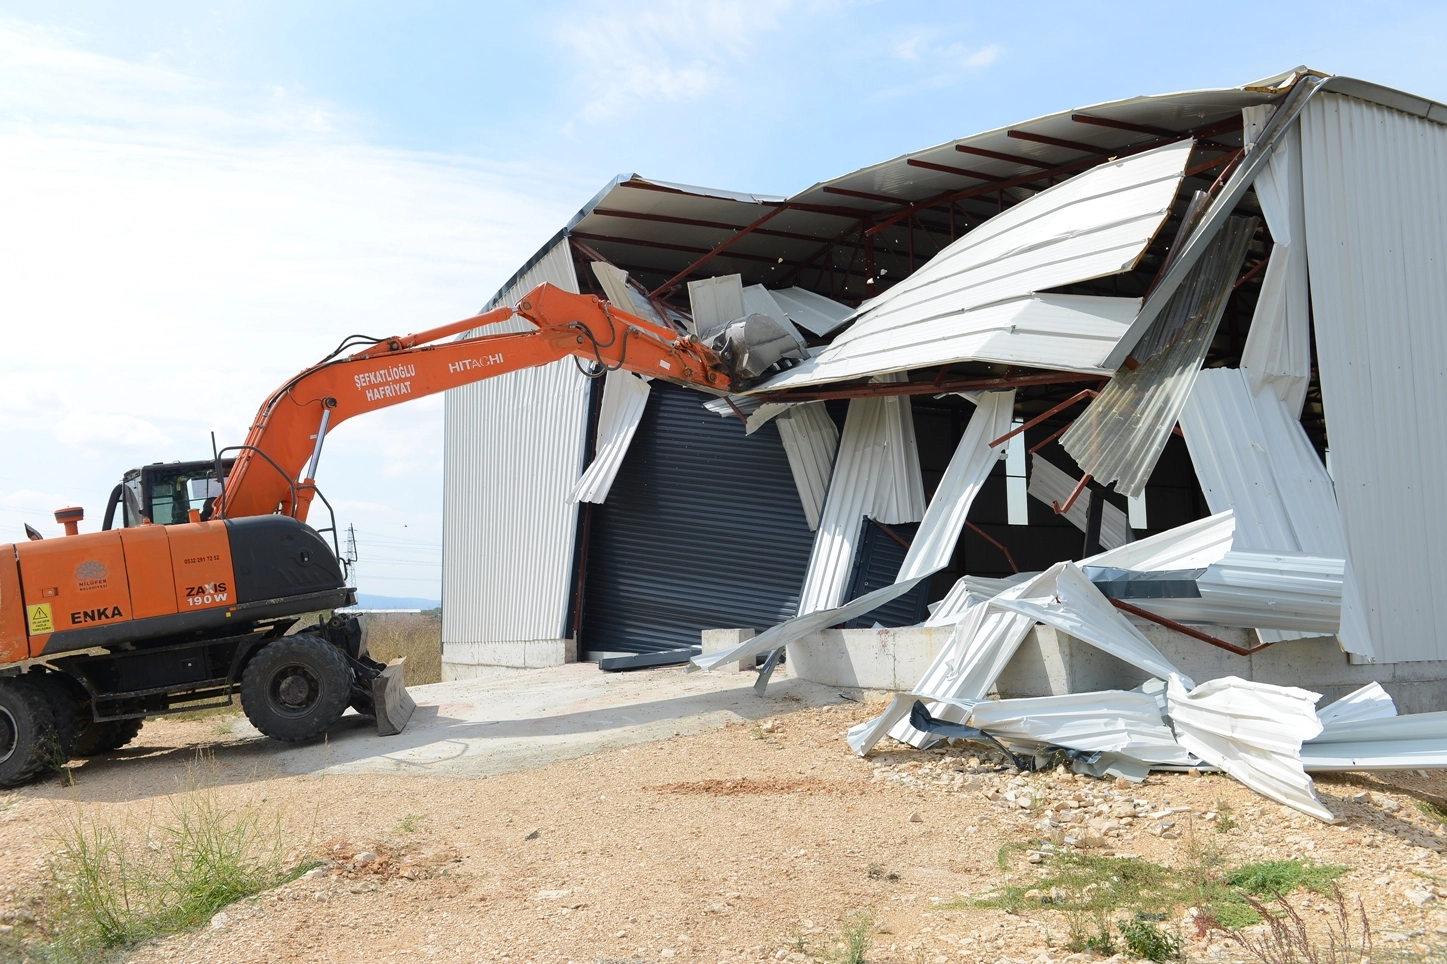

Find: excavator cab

[103,459,235,529]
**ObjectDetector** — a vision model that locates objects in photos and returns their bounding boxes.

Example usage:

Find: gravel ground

[1,691,1445,963]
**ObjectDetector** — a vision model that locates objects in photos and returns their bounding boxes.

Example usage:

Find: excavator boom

[218,283,733,522]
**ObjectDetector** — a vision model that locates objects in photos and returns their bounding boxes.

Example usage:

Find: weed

[1216,799,1239,833]
[826,912,874,964]
[397,813,425,834]
[1201,884,1371,964]
[1225,860,1348,898]
[165,701,240,724]
[966,850,1352,943]
[41,762,309,961]
[1120,915,1183,962]
[1416,800,1447,825]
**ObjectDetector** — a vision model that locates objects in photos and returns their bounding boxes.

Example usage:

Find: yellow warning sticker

[26,603,53,635]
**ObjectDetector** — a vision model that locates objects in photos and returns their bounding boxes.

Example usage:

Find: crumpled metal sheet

[1315,681,1396,727]
[748,141,1196,391]
[1301,709,1447,771]
[1166,674,1333,822]
[1060,215,1257,498]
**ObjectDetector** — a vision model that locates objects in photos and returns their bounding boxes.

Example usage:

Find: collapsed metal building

[439,68,1447,705]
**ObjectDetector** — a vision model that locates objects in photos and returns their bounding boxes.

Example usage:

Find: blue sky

[2,1,1443,598]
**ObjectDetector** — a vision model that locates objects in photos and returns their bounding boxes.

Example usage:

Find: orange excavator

[0,284,759,787]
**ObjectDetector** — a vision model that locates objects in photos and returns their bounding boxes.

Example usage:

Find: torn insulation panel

[1061,215,1257,498]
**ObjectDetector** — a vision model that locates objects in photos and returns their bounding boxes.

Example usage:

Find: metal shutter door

[580,382,818,656]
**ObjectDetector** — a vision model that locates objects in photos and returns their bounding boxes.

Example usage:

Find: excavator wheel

[72,718,145,757]
[0,677,67,788]
[240,634,353,742]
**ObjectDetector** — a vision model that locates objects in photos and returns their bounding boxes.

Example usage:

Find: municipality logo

[75,558,108,581]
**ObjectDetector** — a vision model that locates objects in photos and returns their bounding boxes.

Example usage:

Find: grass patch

[364,612,442,685]
[962,852,1350,949]
[396,813,426,834]
[826,912,874,964]
[40,765,310,961]
[1417,800,1447,825]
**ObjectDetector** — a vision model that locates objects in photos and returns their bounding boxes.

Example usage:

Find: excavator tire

[72,718,144,757]
[240,634,353,742]
[33,672,85,759]
[0,677,66,788]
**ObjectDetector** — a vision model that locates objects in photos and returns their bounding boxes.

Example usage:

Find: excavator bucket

[372,657,416,736]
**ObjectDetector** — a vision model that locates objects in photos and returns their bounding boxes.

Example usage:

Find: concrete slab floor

[226,661,843,780]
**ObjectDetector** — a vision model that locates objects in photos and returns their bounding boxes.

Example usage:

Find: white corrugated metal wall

[441,239,591,666]
[1301,92,1447,663]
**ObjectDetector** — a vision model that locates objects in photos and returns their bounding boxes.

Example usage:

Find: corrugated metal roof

[1301,91,1447,665]
[442,239,590,649]
[567,370,650,504]
[1301,710,1447,770]
[1178,367,1373,656]
[965,691,1194,764]
[747,141,1192,389]
[1195,550,1345,634]
[774,402,838,531]
[1315,681,1396,726]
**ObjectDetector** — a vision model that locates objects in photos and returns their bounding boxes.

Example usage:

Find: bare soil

[2,697,1446,963]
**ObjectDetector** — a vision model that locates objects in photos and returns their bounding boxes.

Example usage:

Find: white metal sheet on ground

[966,691,1195,764]
[567,370,651,504]
[1166,675,1332,821]
[442,239,590,648]
[775,402,839,531]
[1027,454,1131,550]
[878,560,1188,751]
[747,141,1194,390]
[1315,681,1397,726]
[1061,215,1256,498]
[1301,91,1447,664]
[767,286,854,337]
[1240,109,1311,416]
[693,392,1014,673]
[794,386,926,616]
[1179,367,1373,656]
[1302,710,1447,771]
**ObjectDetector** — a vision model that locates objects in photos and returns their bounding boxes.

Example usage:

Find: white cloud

[963,43,1001,69]
[0,21,585,596]
[555,0,784,120]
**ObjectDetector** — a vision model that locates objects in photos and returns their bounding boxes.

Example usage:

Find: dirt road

[2,666,1445,963]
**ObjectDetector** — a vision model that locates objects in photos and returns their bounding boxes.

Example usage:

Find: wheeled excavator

[0,283,791,787]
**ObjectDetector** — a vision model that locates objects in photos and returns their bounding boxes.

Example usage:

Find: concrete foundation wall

[782,620,1447,713]
[442,638,577,676]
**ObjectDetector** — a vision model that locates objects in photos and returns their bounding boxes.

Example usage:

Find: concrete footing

[780,620,1447,714]
[442,638,577,677]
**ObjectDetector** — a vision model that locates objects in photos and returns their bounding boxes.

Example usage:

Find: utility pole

[344,524,359,587]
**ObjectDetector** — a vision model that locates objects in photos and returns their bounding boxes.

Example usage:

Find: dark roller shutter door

[579,381,817,657]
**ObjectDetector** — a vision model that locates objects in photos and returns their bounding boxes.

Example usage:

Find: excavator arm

[216,283,734,522]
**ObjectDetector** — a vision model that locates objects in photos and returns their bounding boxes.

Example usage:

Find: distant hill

[352,593,441,610]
